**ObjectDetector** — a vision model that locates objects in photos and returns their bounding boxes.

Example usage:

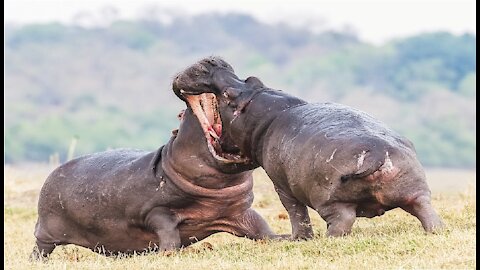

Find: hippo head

[172,57,259,164]
[173,56,304,164]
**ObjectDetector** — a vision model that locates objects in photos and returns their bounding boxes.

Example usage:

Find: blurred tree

[4,15,476,168]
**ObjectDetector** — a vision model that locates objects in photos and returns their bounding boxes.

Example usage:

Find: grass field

[4,164,476,269]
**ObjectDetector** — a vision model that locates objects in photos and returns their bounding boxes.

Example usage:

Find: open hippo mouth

[182,92,250,164]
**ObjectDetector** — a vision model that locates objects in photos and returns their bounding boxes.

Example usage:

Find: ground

[4,164,476,270]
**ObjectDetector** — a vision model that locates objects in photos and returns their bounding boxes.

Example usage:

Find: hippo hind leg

[318,203,357,237]
[402,195,444,233]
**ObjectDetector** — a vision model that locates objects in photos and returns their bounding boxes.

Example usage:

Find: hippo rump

[31,104,279,260]
[172,56,444,239]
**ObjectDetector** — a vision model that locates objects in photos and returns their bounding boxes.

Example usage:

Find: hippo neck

[159,146,253,199]
[158,110,253,195]
[229,90,307,166]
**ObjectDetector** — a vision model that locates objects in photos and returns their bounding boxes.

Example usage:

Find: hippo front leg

[402,195,444,233]
[319,203,357,237]
[30,240,56,261]
[144,207,181,251]
[275,186,314,240]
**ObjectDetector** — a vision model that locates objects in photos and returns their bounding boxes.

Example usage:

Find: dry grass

[4,165,476,270]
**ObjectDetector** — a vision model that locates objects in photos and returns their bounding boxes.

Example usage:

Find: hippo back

[262,102,423,196]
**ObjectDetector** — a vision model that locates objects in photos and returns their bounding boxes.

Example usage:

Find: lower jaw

[206,140,249,164]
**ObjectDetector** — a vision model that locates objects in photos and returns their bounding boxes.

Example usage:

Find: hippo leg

[275,187,314,240]
[401,195,444,233]
[319,203,357,237]
[230,209,289,240]
[144,207,181,251]
[30,239,56,261]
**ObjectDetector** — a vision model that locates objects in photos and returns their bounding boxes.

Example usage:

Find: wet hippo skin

[31,106,279,260]
[172,56,444,239]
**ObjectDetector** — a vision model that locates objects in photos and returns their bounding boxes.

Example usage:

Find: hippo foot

[29,248,51,262]
[423,219,445,234]
[326,227,352,237]
[291,228,314,240]
[161,250,178,257]
[268,234,291,240]
[29,241,56,262]
[402,195,445,234]
[425,224,445,234]
[322,203,357,237]
[29,251,48,262]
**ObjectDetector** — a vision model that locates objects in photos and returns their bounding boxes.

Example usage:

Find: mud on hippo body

[172,56,444,238]
[31,105,278,260]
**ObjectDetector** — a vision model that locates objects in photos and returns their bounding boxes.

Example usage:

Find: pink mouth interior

[184,93,248,163]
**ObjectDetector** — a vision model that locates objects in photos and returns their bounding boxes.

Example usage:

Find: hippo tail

[339,146,387,182]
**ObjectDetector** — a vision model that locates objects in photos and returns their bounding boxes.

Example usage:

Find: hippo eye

[223,87,241,99]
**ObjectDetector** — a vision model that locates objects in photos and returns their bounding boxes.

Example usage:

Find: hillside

[4,13,476,167]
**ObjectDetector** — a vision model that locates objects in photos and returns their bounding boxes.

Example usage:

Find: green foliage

[109,21,157,50]
[5,105,178,163]
[458,73,476,97]
[381,32,476,100]
[402,119,476,168]
[3,14,476,167]
[7,23,71,46]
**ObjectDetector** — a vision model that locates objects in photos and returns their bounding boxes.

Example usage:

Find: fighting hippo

[31,103,279,260]
[172,56,444,239]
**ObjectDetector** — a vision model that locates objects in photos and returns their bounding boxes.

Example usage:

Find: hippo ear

[245,76,264,88]
[222,87,242,99]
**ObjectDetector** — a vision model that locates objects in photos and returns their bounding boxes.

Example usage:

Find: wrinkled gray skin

[172,57,444,239]
[31,107,277,260]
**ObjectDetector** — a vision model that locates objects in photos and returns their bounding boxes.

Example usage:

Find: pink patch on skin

[374,191,386,205]
[366,167,400,182]
[402,192,424,206]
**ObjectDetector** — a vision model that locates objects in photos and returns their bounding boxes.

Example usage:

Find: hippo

[172,56,444,239]
[31,103,280,260]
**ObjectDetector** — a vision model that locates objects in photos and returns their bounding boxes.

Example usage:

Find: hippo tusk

[208,129,220,140]
[201,93,216,126]
[185,95,213,137]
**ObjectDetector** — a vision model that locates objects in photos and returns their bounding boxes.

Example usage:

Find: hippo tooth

[209,129,220,140]
[200,64,209,72]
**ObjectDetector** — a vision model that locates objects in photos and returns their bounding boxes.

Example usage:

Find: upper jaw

[172,66,244,99]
